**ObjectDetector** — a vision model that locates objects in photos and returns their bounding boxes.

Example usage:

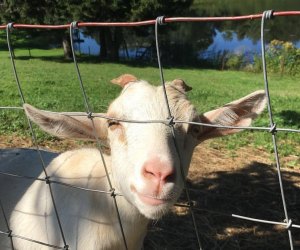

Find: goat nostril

[165,172,176,183]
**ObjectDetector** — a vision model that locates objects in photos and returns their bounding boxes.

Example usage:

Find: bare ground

[1,134,300,249]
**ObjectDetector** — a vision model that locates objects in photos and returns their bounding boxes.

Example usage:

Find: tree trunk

[122,37,129,60]
[99,28,122,61]
[62,37,72,60]
[111,28,121,61]
[99,29,107,59]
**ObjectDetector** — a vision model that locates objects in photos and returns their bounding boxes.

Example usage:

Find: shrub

[265,39,300,75]
[225,53,244,70]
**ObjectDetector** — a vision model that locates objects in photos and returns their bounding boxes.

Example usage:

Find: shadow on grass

[279,110,300,129]
[13,55,74,64]
[12,54,211,70]
[144,162,300,250]
[13,54,157,67]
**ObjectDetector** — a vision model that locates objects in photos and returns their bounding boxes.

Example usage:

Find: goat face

[107,78,198,219]
[24,74,267,220]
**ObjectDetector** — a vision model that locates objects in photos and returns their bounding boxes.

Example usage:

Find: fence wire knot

[63,245,70,250]
[263,10,274,20]
[156,16,166,25]
[110,188,116,198]
[285,219,293,230]
[166,116,175,126]
[45,176,51,185]
[87,112,93,119]
[269,123,277,134]
[7,229,12,238]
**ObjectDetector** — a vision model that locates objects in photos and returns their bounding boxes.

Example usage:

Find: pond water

[74,0,300,61]
[207,31,261,54]
[75,35,100,56]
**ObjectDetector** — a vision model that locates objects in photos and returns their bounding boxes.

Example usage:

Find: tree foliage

[0,0,194,60]
[65,0,194,60]
[0,0,70,24]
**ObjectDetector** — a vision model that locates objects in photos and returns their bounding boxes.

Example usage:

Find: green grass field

[0,48,299,167]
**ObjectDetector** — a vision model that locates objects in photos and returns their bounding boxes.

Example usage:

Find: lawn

[0,48,299,167]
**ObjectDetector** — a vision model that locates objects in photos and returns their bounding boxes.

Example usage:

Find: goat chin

[137,201,175,220]
[130,185,179,219]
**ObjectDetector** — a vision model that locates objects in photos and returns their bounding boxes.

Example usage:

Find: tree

[0,0,73,57]
[0,0,194,60]
[67,0,194,60]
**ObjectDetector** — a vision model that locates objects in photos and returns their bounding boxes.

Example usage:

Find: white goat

[0,74,266,249]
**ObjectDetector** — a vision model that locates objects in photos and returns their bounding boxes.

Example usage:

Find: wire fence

[0,10,299,250]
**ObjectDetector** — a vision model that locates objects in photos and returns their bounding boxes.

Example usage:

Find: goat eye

[107,120,121,129]
[189,125,202,136]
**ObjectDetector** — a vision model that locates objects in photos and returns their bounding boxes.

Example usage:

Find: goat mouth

[131,186,170,206]
[137,193,169,206]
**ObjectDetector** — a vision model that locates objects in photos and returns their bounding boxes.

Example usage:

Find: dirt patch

[1,135,300,249]
[0,134,94,152]
[189,143,273,178]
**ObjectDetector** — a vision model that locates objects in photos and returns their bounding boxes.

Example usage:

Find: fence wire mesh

[0,10,299,250]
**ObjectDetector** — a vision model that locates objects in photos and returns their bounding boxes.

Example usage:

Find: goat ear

[171,79,192,93]
[111,74,138,88]
[23,104,108,141]
[191,90,267,142]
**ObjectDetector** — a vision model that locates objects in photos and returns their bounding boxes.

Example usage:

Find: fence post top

[70,21,79,29]
[263,10,274,19]
[156,16,166,25]
[6,23,14,31]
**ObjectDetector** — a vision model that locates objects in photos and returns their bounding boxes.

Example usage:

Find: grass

[0,48,299,167]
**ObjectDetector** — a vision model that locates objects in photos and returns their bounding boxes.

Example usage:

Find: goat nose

[142,158,175,183]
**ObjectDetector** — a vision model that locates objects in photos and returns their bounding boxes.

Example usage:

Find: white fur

[0,78,266,249]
